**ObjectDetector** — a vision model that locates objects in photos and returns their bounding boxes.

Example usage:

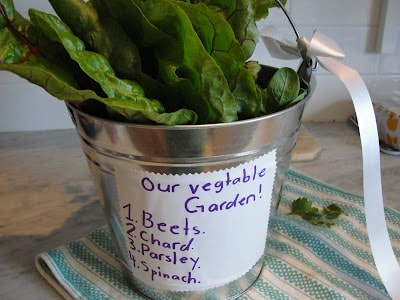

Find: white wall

[0,0,399,131]
[0,1,71,132]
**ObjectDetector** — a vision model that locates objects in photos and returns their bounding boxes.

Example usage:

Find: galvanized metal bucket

[67,64,312,299]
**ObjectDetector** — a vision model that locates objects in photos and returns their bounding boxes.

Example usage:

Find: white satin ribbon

[261,26,400,299]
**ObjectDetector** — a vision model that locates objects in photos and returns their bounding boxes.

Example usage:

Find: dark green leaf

[232,68,263,118]
[0,27,24,63]
[254,0,288,21]
[201,0,258,59]
[264,67,303,113]
[0,6,196,125]
[290,197,314,215]
[100,0,238,123]
[323,204,347,219]
[143,109,198,125]
[59,0,167,106]
[0,0,15,28]
[177,3,262,117]
[268,67,300,105]
[0,0,302,126]
[48,0,112,56]
[176,2,245,84]
[49,0,153,88]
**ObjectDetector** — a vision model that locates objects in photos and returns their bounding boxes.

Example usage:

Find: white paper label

[116,150,277,291]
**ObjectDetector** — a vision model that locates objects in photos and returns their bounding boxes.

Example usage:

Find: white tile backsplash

[290,0,382,26]
[0,0,399,131]
[379,53,400,74]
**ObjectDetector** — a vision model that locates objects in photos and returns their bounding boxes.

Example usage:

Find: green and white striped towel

[35,169,400,299]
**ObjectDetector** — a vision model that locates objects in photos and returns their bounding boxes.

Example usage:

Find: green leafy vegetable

[48,0,112,57]
[0,0,14,28]
[289,197,347,227]
[264,67,307,113]
[0,3,197,124]
[51,0,171,110]
[98,0,238,123]
[197,0,258,59]
[176,2,263,117]
[0,0,306,125]
[31,8,198,124]
[254,0,286,20]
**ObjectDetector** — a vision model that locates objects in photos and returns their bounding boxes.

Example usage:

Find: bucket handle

[274,0,314,83]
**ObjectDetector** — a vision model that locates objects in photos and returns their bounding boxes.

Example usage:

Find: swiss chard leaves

[51,0,169,106]
[0,0,305,125]
[0,0,14,28]
[29,9,177,122]
[198,0,258,60]
[254,0,287,21]
[0,2,197,125]
[48,0,112,57]
[99,0,238,123]
[176,2,263,117]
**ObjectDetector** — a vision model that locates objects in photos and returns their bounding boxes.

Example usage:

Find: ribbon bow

[260,26,400,299]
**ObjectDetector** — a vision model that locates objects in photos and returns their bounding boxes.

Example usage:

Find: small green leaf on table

[289,197,347,227]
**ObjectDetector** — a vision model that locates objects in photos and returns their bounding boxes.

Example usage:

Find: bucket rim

[67,95,309,131]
